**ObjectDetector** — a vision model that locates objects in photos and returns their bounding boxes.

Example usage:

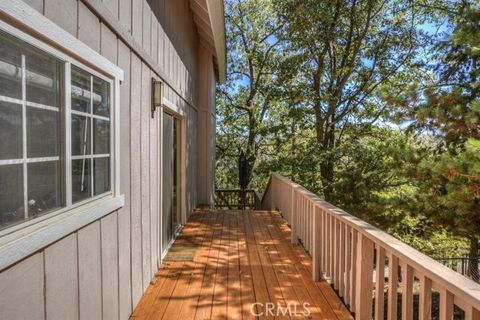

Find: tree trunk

[468,237,479,282]
[245,110,257,186]
[319,121,336,201]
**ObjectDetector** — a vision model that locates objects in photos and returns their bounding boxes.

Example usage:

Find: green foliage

[216,0,479,259]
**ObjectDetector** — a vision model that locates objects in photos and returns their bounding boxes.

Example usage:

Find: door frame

[159,97,187,261]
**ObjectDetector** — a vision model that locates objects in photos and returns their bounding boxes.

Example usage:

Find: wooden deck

[130,210,353,319]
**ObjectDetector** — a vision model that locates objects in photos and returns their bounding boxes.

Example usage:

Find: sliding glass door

[162,112,181,255]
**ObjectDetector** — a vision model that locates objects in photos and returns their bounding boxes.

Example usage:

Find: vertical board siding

[140,61,152,290]
[118,0,132,34]
[151,15,158,65]
[23,0,43,13]
[131,0,143,45]
[130,52,143,307]
[117,40,133,320]
[102,0,118,19]
[101,213,120,320]
[45,234,79,320]
[100,23,118,63]
[78,1,101,53]
[78,221,102,320]
[0,253,44,320]
[2,0,208,319]
[149,74,160,271]
[44,0,77,37]
[142,0,151,55]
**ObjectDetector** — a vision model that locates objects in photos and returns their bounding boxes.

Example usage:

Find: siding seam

[43,251,46,320]
[76,233,80,320]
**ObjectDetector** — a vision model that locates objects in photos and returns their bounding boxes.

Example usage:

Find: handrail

[262,172,480,320]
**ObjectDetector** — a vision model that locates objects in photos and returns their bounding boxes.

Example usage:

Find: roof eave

[206,0,227,83]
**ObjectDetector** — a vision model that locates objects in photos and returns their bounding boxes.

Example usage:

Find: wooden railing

[262,173,480,320]
[215,189,262,210]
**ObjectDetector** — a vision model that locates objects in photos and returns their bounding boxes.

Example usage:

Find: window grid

[21,54,27,219]
[0,54,62,219]
[0,30,115,232]
[70,74,111,199]
[65,62,72,207]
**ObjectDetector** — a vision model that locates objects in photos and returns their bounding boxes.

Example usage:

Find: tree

[216,0,286,187]
[275,0,422,200]
[417,140,480,280]
[393,3,480,280]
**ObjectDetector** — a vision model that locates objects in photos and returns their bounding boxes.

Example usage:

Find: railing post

[355,233,374,320]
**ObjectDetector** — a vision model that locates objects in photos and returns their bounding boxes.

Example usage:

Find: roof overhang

[189,0,226,83]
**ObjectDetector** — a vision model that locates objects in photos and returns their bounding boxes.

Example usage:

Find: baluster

[375,246,385,320]
[301,194,305,244]
[320,208,325,278]
[355,233,374,319]
[402,263,414,320]
[345,225,352,307]
[419,274,432,320]
[388,254,399,320]
[328,213,334,280]
[304,198,307,249]
[351,229,358,313]
[312,204,321,281]
[322,209,327,275]
[306,198,313,252]
[290,185,294,226]
[303,196,306,246]
[339,222,345,298]
[308,198,315,248]
[465,305,480,320]
[334,218,340,290]
[291,189,297,244]
[300,195,304,244]
[439,288,453,320]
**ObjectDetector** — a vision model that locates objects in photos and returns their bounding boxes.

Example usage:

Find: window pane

[93,77,110,117]
[0,164,24,228]
[93,119,110,154]
[72,159,91,203]
[0,32,22,100]
[71,114,90,156]
[27,161,62,217]
[94,157,110,195]
[27,107,60,158]
[0,101,22,160]
[25,46,63,107]
[71,66,91,113]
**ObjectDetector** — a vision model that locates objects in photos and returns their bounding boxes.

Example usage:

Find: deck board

[130,210,353,320]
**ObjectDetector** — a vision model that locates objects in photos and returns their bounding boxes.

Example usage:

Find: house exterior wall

[0,0,217,319]
[197,41,216,206]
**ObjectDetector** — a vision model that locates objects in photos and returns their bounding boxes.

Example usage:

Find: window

[70,67,111,204]
[0,30,114,231]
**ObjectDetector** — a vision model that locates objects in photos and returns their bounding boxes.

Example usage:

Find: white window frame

[0,0,124,271]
